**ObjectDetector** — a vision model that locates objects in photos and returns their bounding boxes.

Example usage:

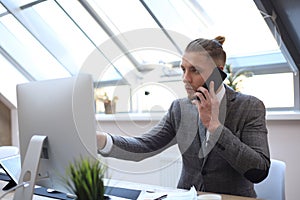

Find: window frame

[0,0,299,113]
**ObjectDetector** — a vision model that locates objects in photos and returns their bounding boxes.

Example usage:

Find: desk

[105,179,258,200]
[0,181,52,200]
[0,179,258,200]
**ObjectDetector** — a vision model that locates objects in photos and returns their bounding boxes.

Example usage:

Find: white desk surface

[0,178,258,200]
[104,179,259,200]
[0,181,52,200]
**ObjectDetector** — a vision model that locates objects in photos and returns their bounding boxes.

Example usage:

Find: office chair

[254,159,286,200]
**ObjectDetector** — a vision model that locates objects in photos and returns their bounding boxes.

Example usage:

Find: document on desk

[142,186,197,200]
[107,196,132,200]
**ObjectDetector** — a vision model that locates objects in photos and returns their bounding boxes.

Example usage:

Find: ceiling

[254,0,300,72]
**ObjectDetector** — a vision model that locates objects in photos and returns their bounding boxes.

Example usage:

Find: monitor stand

[2,180,17,191]
[13,135,47,200]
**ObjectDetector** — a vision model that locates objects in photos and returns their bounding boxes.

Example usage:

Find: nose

[183,71,192,83]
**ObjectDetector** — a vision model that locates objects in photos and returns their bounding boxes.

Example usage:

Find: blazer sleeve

[101,101,179,161]
[208,95,270,183]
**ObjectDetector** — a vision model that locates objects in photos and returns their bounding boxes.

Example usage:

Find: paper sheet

[142,186,197,200]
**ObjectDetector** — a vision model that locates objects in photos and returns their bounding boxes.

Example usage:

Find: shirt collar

[216,84,225,102]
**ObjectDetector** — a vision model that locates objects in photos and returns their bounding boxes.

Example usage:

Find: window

[0,53,28,106]
[0,3,6,15]
[131,83,179,113]
[34,1,97,72]
[141,0,298,111]
[0,0,298,112]
[242,73,294,108]
[0,15,70,80]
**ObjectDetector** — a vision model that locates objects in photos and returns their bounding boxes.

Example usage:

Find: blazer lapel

[176,98,199,154]
[223,85,238,125]
[200,85,237,168]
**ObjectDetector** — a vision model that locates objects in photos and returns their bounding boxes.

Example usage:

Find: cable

[259,9,299,75]
[259,9,282,49]
[0,182,29,199]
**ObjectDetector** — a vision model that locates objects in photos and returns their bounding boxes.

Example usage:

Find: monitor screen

[16,74,98,194]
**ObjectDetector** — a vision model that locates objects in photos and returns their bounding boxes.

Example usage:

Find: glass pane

[55,0,110,48]
[143,0,206,40]
[0,15,70,80]
[132,83,178,112]
[33,1,95,70]
[88,0,158,33]
[240,73,294,108]
[111,57,135,81]
[13,0,37,6]
[0,53,28,106]
[227,52,287,68]
[87,0,180,66]
[34,1,126,82]
[0,3,7,14]
[144,0,280,57]
[132,49,180,65]
[99,66,122,82]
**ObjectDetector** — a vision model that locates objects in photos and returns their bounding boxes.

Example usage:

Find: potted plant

[95,92,118,114]
[64,157,108,200]
[224,64,253,91]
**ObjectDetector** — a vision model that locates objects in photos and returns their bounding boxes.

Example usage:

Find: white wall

[266,120,300,200]
[98,116,300,200]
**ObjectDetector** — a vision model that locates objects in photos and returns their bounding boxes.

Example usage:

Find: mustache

[184,83,194,90]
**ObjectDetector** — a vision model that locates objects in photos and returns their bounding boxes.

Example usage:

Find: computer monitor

[16,74,98,195]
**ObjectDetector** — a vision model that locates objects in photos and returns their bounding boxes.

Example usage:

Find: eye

[181,66,186,73]
[191,66,201,74]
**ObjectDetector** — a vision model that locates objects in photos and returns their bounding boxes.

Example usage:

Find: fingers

[193,81,220,130]
[209,81,216,97]
[96,131,108,150]
[195,81,215,102]
[196,90,206,101]
[194,81,213,120]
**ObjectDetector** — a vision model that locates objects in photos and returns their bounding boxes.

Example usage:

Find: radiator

[159,156,182,187]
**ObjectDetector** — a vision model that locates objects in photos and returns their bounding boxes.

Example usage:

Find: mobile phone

[202,67,227,92]
[194,67,227,101]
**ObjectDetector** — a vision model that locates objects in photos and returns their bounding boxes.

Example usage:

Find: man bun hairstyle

[214,36,225,45]
[185,36,227,67]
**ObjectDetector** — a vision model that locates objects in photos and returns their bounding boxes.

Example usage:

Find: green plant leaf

[64,157,106,200]
[224,64,253,91]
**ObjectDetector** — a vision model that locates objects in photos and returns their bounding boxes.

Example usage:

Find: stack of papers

[142,186,197,200]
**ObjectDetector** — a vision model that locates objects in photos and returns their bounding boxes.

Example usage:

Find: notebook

[0,154,21,190]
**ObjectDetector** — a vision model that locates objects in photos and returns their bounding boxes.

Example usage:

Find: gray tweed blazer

[103,85,270,197]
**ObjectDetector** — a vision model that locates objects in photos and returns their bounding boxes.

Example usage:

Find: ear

[218,65,224,71]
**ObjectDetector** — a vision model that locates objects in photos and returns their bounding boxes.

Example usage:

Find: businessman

[97,36,270,197]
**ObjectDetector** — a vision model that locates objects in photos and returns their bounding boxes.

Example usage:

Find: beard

[187,91,196,100]
[184,85,196,100]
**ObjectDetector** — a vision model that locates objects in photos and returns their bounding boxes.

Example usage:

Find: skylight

[0,0,296,110]
[143,0,281,57]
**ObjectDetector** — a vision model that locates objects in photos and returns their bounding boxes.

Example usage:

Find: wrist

[208,121,221,133]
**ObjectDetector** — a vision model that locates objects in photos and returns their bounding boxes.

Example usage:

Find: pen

[153,194,167,200]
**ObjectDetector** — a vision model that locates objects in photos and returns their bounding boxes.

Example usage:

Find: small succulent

[64,157,107,200]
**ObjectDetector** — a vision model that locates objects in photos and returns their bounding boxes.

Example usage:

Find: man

[97,36,270,197]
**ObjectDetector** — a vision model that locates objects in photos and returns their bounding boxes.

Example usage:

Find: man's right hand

[96,131,108,150]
